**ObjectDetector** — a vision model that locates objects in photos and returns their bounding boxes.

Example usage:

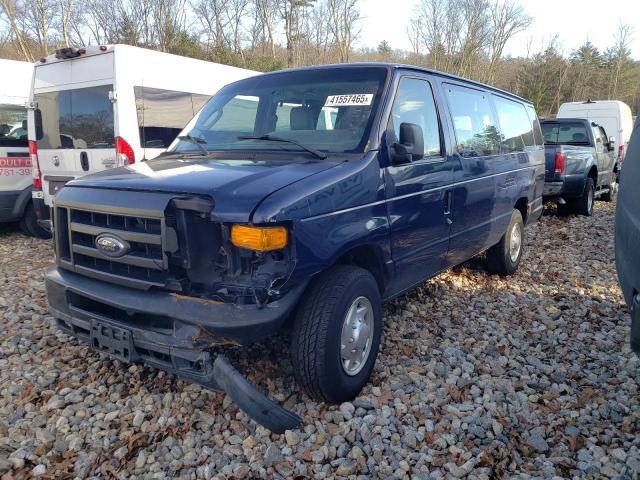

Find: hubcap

[340,296,374,376]
[509,222,522,263]
[588,187,594,212]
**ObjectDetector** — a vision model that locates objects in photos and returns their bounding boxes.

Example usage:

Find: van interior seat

[290,107,315,130]
[335,107,370,131]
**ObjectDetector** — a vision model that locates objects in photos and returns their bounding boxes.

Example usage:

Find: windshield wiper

[238,134,327,160]
[178,134,209,156]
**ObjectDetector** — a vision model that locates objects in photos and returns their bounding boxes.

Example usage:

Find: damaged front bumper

[46,266,304,433]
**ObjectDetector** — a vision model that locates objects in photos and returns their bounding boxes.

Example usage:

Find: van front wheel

[486,209,524,276]
[20,202,51,239]
[290,265,382,404]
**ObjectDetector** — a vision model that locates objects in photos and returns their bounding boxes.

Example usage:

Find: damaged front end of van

[45,181,311,433]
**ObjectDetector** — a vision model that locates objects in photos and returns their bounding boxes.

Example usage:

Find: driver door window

[389,77,442,158]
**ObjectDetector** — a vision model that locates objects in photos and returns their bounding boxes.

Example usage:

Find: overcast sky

[356,0,640,59]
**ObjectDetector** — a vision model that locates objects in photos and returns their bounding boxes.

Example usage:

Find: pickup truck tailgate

[544,146,560,181]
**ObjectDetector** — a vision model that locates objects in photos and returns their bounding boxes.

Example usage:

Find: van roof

[559,100,632,112]
[35,44,256,75]
[253,62,533,105]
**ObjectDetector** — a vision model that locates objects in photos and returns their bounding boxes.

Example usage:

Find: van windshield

[34,85,115,149]
[0,104,28,148]
[541,122,590,145]
[170,67,388,156]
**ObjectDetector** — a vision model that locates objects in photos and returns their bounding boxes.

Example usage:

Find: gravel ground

[1,200,638,480]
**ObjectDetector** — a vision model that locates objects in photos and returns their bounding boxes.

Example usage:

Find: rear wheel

[557,202,572,216]
[290,265,382,403]
[20,202,51,239]
[486,209,524,276]
[573,178,595,216]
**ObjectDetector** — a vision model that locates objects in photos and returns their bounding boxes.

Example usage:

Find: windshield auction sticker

[324,94,373,107]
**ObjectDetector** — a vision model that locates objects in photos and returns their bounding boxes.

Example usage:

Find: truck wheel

[601,183,617,202]
[573,178,595,216]
[20,202,52,239]
[486,209,524,276]
[290,265,382,403]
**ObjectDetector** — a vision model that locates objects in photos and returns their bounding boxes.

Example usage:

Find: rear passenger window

[35,85,115,149]
[445,84,499,157]
[135,87,211,149]
[493,96,534,153]
[389,77,442,158]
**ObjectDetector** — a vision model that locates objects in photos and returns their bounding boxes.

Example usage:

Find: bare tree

[0,0,35,60]
[327,0,359,63]
[414,0,462,72]
[24,0,56,56]
[58,0,73,46]
[252,0,278,59]
[224,0,249,56]
[485,0,531,83]
[279,0,314,67]
[606,23,634,99]
[455,0,490,78]
[193,0,231,57]
[407,16,421,65]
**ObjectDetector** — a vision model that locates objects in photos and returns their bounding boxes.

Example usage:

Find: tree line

[1,0,638,116]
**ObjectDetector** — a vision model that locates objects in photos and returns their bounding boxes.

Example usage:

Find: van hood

[66,156,341,222]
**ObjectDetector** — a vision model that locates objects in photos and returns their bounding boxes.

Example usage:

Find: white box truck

[557,100,634,169]
[27,45,257,230]
[0,59,49,237]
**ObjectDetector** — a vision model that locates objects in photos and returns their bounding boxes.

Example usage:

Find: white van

[557,100,634,166]
[28,44,257,228]
[0,59,49,237]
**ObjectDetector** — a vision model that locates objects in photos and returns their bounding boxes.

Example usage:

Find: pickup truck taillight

[30,140,43,189]
[619,144,625,161]
[116,136,135,165]
[554,151,565,174]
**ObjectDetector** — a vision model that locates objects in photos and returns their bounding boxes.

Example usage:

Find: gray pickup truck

[541,118,616,216]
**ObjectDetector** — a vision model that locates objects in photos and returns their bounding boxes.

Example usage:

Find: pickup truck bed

[541,118,616,215]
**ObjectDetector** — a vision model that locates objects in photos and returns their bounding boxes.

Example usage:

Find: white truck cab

[28,45,257,229]
[0,59,49,237]
[557,100,634,168]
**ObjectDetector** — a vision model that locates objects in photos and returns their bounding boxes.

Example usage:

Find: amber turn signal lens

[231,225,288,251]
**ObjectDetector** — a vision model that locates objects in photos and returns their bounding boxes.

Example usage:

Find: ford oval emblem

[95,233,130,258]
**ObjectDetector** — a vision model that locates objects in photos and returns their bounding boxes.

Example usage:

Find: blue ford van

[45,64,544,431]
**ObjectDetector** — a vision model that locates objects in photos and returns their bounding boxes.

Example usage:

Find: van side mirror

[608,136,616,152]
[391,122,424,164]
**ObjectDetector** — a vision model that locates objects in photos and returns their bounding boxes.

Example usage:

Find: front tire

[20,202,51,239]
[486,209,524,276]
[290,265,382,403]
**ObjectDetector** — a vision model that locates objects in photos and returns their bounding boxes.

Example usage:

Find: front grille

[54,206,170,289]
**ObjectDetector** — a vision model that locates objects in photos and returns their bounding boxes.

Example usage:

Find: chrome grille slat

[70,222,162,245]
[71,244,164,270]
